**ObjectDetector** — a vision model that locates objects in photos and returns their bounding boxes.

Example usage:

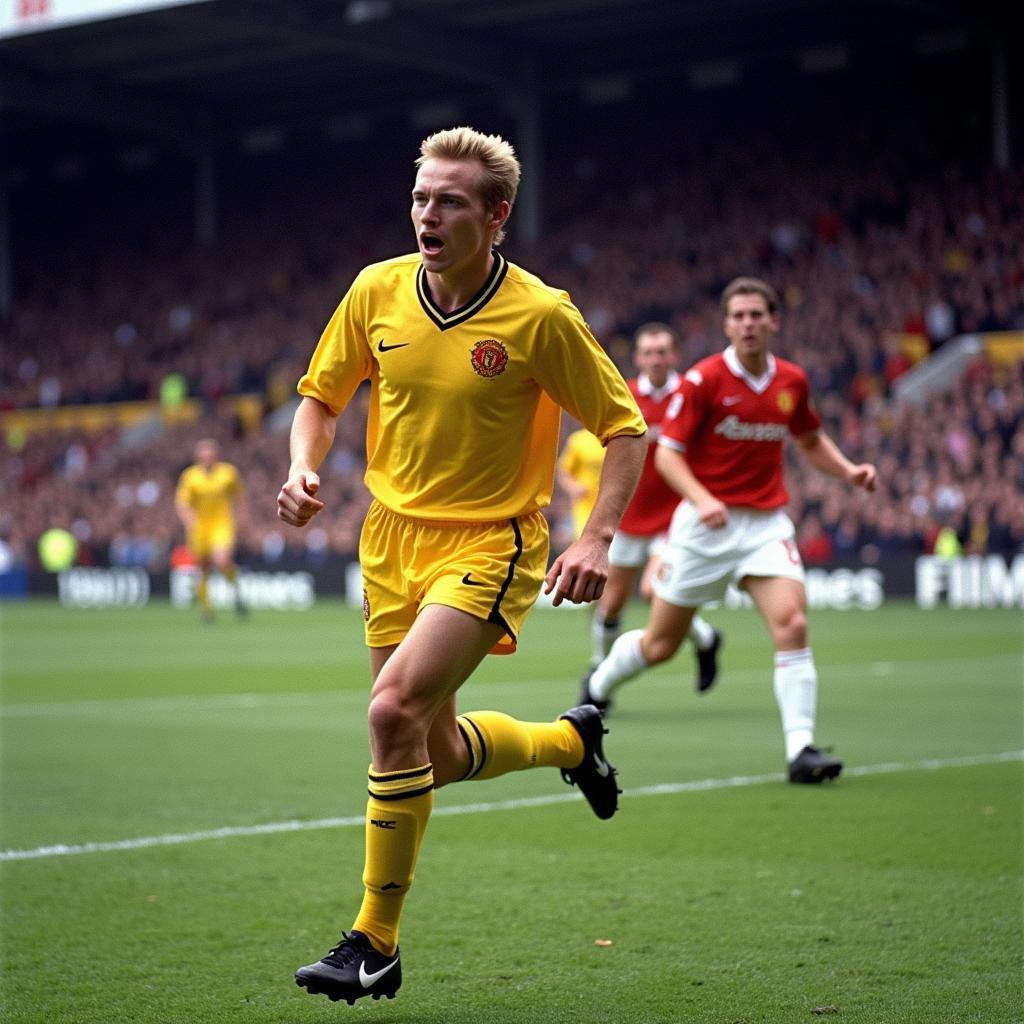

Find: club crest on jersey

[776,390,794,413]
[470,339,509,378]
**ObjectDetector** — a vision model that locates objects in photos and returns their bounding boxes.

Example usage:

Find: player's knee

[643,632,683,665]
[776,609,808,649]
[367,690,420,746]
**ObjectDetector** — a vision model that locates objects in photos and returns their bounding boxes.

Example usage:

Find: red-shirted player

[585,323,722,690]
[582,278,877,783]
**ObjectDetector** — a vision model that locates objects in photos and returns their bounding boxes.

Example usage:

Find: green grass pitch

[1,599,1021,1023]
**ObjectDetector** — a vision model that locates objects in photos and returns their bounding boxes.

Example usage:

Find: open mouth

[420,234,444,255]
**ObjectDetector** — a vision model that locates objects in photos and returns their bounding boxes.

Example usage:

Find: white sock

[589,629,649,702]
[590,610,621,665]
[688,614,716,651]
[773,648,817,762]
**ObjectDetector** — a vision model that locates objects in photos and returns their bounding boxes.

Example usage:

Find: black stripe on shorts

[487,517,524,640]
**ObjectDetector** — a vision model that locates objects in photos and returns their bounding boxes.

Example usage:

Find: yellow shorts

[358,501,550,655]
[189,518,235,562]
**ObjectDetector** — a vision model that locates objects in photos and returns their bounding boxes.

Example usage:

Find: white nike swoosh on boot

[593,754,610,777]
[359,957,399,988]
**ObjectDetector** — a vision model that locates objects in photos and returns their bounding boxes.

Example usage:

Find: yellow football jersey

[558,428,607,538]
[298,251,645,521]
[175,462,241,522]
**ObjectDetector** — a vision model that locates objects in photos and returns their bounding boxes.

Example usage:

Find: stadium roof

[1,0,1017,163]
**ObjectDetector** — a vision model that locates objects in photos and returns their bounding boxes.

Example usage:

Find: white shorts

[652,504,804,607]
[608,530,666,569]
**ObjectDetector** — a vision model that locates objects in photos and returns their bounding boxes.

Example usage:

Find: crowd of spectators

[2,124,1023,576]
[788,357,1024,566]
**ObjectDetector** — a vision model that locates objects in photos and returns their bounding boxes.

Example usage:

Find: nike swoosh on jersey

[461,573,487,587]
[377,340,410,352]
[722,395,742,406]
[359,957,400,988]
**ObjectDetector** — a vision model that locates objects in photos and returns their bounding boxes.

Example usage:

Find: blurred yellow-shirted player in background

[175,438,247,621]
[557,427,606,539]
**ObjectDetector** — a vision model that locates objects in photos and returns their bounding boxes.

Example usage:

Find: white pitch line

[2,750,1020,863]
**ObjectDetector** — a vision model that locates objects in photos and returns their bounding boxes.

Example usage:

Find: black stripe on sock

[456,720,477,782]
[367,783,435,801]
[368,764,434,784]
[461,715,489,780]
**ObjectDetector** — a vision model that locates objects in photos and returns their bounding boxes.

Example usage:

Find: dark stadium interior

[1,0,1022,579]
[4,1,1014,141]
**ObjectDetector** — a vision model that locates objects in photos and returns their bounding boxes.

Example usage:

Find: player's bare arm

[277,396,338,527]
[545,432,645,606]
[653,443,728,528]
[794,431,877,492]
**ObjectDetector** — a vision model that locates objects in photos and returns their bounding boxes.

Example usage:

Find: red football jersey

[658,348,821,509]
[618,371,684,536]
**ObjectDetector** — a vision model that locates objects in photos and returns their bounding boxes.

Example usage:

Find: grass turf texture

[1,599,1021,1023]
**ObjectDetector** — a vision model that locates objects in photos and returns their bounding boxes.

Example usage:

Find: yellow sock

[456,711,583,781]
[352,763,433,956]
[195,575,211,612]
[222,565,245,609]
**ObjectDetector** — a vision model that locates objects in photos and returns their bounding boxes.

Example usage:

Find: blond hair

[720,276,780,315]
[417,126,521,245]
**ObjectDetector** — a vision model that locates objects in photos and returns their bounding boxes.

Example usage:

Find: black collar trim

[417,251,508,331]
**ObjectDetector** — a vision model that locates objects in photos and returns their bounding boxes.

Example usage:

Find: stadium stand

[3,144,1021,575]
[1,21,1021,578]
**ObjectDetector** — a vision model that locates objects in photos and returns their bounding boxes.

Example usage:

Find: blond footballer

[277,127,646,1005]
